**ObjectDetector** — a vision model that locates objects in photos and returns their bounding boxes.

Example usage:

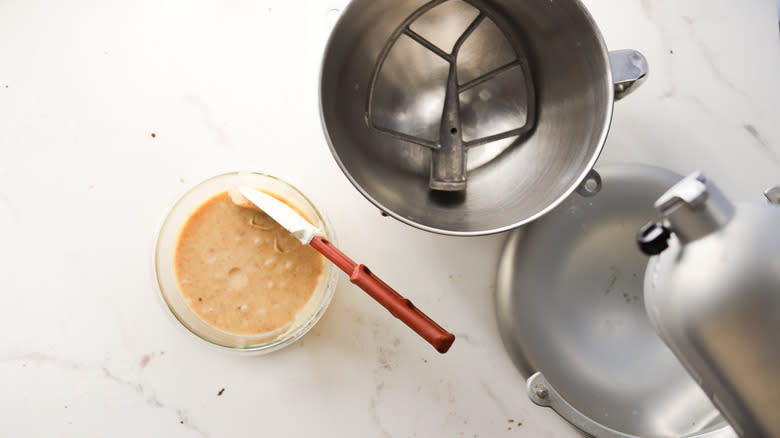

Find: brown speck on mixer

[217,388,224,396]
[151,132,156,138]
[508,419,513,423]
[180,420,184,424]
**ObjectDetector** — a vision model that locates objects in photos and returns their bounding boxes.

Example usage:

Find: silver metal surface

[496,164,732,438]
[528,372,636,438]
[609,49,648,100]
[575,168,603,197]
[526,373,733,438]
[764,185,780,204]
[321,0,647,235]
[366,0,536,191]
[654,172,735,243]
[644,174,780,438]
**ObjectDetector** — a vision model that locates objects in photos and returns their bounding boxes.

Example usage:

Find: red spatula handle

[310,236,455,353]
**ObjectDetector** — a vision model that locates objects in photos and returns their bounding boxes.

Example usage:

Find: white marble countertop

[1,0,778,436]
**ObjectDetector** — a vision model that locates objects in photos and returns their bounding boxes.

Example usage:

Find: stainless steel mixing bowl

[320,0,647,235]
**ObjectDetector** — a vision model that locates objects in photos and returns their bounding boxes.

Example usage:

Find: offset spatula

[236,187,455,353]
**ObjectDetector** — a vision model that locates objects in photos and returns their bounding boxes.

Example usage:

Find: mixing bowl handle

[609,49,648,100]
[526,372,738,438]
[576,169,602,197]
[527,372,638,438]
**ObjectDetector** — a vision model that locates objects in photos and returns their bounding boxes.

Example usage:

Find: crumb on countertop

[139,354,153,368]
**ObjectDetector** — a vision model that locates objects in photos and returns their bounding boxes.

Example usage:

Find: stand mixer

[638,173,780,438]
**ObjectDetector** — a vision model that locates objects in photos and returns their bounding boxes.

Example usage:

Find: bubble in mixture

[228,267,248,289]
[203,248,217,264]
[274,235,301,253]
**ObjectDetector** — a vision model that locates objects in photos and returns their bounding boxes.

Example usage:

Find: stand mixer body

[641,174,780,438]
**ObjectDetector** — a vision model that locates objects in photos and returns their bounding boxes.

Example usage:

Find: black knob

[637,221,671,255]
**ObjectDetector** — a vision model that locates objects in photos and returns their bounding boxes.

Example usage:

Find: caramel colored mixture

[174,192,324,335]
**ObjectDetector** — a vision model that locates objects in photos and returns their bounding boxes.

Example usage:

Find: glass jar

[153,171,338,354]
